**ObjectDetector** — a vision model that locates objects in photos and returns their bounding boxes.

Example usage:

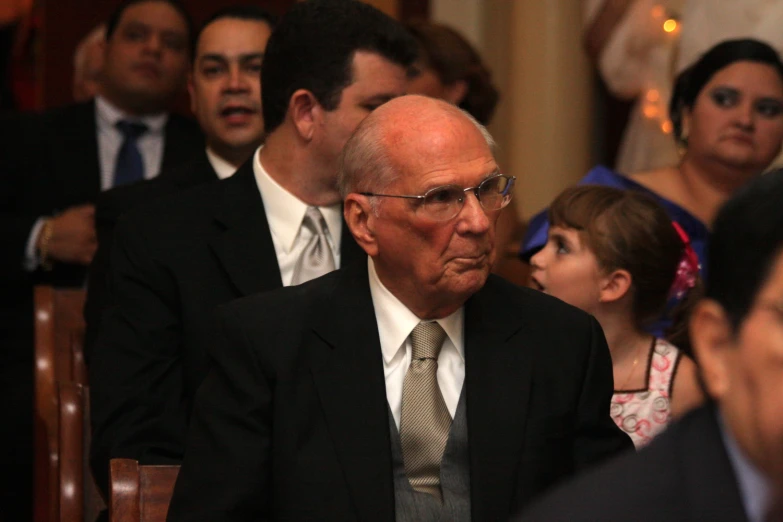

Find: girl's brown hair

[548,185,689,330]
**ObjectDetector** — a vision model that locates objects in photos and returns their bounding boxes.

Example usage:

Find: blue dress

[520,165,710,337]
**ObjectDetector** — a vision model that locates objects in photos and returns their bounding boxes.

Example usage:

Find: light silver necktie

[400,321,451,503]
[291,207,336,285]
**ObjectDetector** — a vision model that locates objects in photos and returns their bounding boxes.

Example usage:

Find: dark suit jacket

[83,149,219,361]
[166,263,633,522]
[516,404,749,522]
[89,160,366,494]
[0,100,202,364]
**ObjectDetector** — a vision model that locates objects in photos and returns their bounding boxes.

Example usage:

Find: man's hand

[38,204,98,265]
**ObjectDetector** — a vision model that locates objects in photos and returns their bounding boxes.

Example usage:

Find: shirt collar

[252,146,342,253]
[368,257,464,366]
[95,95,168,133]
[718,410,774,522]
[205,147,238,180]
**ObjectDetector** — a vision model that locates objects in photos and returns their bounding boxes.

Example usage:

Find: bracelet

[38,219,55,271]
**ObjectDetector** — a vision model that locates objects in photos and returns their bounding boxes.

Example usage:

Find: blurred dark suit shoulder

[84,150,218,360]
[516,405,748,522]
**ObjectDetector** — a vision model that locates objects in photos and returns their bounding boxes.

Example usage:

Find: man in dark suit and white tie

[83,5,276,361]
[0,1,201,518]
[166,95,632,522]
[89,0,419,496]
[517,168,783,522]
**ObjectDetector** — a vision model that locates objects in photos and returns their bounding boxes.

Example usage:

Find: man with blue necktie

[0,1,201,519]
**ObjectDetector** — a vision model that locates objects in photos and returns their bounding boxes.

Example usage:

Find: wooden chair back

[58,382,106,522]
[110,459,181,522]
[34,285,88,521]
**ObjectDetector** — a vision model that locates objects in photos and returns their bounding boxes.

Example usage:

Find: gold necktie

[400,321,451,502]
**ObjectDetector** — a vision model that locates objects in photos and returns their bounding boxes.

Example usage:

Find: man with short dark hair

[89,0,418,496]
[0,1,201,518]
[83,5,275,361]
[166,95,631,522]
[517,167,783,522]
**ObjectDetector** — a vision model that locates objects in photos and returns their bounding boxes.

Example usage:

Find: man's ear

[187,72,196,114]
[343,194,378,257]
[289,89,319,141]
[598,269,632,304]
[690,299,734,401]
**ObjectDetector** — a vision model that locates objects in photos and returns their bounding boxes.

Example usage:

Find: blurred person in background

[0,1,201,519]
[523,39,783,306]
[406,20,525,285]
[72,23,106,102]
[83,5,275,361]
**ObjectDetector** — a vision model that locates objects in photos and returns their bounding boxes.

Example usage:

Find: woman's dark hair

[669,38,783,145]
[548,185,691,330]
[707,167,783,330]
[261,0,418,134]
[406,20,499,125]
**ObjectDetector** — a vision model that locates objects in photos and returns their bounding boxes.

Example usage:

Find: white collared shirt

[368,257,465,430]
[95,95,168,190]
[205,147,238,180]
[252,147,342,286]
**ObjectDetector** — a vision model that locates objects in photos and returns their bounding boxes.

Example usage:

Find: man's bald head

[338,94,495,200]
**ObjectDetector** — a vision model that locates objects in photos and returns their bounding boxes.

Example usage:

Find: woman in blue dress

[522,38,783,285]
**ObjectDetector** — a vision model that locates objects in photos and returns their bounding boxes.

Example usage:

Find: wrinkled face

[315,51,409,178]
[102,0,190,113]
[529,226,604,314]
[708,252,783,483]
[188,18,270,158]
[685,61,783,175]
[370,120,499,315]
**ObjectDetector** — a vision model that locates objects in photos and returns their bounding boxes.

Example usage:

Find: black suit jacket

[516,404,749,522]
[0,100,202,364]
[89,160,365,494]
[83,149,219,360]
[166,263,633,522]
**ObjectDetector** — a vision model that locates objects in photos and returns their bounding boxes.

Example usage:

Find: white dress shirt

[252,147,342,286]
[368,257,465,430]
[205,147,238,180]
[95,95,168,190]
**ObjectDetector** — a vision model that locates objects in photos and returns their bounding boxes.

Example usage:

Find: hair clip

[669,221,699,299]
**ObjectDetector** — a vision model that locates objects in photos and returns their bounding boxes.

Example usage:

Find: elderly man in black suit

[88,0,418,496]
[166,95,632,522]
[83,5,275,361]
[0,1,201,518]
[517,168,783,522]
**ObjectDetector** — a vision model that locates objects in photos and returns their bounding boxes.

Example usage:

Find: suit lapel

[308,263,395,522]
[209,161,283,296]
[50,101,101,204]
[160,113,203,171]
[464,277,534,522]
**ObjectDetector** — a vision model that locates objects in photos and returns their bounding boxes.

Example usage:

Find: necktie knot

[116,120,148,140]
[290,207,336,285]
[411,322,446,361]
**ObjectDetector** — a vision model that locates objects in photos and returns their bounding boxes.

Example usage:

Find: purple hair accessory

[670,221,699,299]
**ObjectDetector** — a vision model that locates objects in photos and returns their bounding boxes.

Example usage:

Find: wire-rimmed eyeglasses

[359,174,516,222]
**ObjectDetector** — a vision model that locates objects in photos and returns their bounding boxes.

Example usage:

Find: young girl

[529,185,704,448]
